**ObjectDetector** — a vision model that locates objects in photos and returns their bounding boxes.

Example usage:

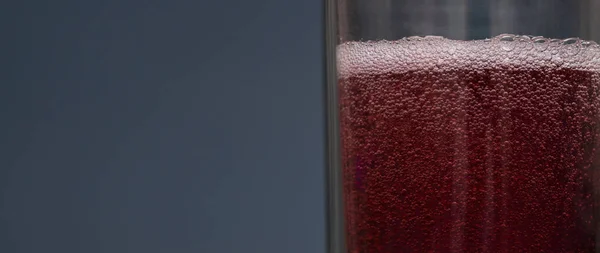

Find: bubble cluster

[338,35,600,252]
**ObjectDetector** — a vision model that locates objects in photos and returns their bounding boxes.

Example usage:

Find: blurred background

[1,0,325,252]
[339,0,600,42]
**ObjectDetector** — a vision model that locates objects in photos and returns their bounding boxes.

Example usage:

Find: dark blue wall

[1,1,326,252]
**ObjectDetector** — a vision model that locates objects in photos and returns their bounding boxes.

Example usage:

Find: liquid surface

[338,35,600,253]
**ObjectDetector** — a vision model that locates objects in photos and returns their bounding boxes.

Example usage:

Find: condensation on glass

[326,1,600,253]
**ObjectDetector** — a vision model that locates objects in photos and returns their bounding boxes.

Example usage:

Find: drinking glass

[325,1,600,252]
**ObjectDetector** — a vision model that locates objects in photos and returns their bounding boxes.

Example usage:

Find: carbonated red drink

[338,36,600,252]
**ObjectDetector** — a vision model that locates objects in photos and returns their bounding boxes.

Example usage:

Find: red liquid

[338,37,600,252]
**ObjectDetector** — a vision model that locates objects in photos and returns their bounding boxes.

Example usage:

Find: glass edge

[324,0,345,252]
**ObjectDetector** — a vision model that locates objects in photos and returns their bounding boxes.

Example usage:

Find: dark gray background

[1,0,325,252]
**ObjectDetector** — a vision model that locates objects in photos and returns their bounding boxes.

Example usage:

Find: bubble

[423,35,444,40]
[515,35,534,51]
[548,39,562,56]
[496,34,517,52]
[582,41,600,61]
[533,36,550,52]
[559,38,581,58]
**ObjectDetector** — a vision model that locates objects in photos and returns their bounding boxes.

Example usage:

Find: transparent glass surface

[327,0,600,252]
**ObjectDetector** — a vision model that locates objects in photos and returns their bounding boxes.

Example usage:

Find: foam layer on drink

[338,35,600,78]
